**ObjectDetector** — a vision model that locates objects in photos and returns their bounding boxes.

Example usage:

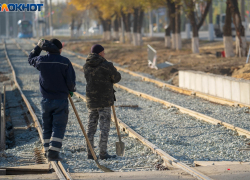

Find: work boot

[99,153,116,160]
[48,150,63,161]
[87,154,94,160]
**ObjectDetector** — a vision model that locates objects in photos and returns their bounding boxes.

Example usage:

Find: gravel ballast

[7,41,163,172]
[12,40,250,172]
[52,44,250,134]
[0,41,41,168]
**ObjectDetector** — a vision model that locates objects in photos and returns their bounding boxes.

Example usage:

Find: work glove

[38,39,60,53]
[37,38,45,49]
[69,91,74,97]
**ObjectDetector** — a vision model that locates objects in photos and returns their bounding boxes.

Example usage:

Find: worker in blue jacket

[28,39,76,161]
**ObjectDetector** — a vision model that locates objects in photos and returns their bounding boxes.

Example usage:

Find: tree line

[69,0,247,57]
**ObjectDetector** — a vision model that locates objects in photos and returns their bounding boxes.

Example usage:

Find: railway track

[27,38,250,108]
[2,39,72,180]
[15,39,214,179]
[12,39,250,179]
[5,39,181,175]
[25,40,250,139]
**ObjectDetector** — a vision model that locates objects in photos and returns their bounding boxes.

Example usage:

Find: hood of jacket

[86,53,105,67]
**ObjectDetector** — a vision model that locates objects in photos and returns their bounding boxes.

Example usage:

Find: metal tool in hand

[112,105,125,156]
[68,95,114,172]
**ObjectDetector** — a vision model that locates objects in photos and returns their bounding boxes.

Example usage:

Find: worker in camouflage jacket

[83,44,121,160]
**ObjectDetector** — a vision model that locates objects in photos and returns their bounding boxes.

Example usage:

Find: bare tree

[121,12,132,43]
[175,1,181,50]
[184,0,212,53]
[229,0,247,57]
[223,0,234,57]
[166,0,176,49]
[113,15,119,40]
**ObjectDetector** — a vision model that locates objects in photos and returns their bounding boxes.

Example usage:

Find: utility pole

[156,10,159,33]
[6,9,9,38]
[49,0,53,36]
[241,0,246,29]
[13,12,17,38]
[208,1,214,41]
[44,0,49,35]
[149,10,153,37]
[185,19,191,39]
[121,17,125,43]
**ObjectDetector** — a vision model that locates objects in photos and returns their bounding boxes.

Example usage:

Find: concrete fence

[179,70,250,105]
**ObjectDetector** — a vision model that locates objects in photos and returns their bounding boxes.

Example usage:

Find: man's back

[83,53,121,108]
[28,43,76,99]
[28,38,76,161]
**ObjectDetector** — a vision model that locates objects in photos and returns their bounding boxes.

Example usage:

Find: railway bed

[24,40,250,139]
[3,39,250,179]
[26,39,250,133]
[2,40,167,174]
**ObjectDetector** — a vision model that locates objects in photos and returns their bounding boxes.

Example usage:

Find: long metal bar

[4,40,70,180]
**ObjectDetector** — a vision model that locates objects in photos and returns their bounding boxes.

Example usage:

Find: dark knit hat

[91,44,104,54]
[50,38,62,49]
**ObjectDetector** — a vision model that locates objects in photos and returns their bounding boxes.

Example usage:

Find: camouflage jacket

[83,53,121,108]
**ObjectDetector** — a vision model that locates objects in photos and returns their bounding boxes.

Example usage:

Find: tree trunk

[137,8,144,46]
[192,25,199,53]
[77,19,82,37]
[229,0,247,57]
[119,17,125,43]
[208,0,214,41]
[188,3,199,53]
[175,3,181,50]
[132,8,139,46]
[106,19,112,41]
[101,19,106,40]
[166,0,176,49]
[165,28,171,48]
[165,6,171,48]
[113,16,119,40]
[122,12,132,43]
[70,17,75,38]
[101,19,111,41]
[223,0,234,57]
[184,0,211,53]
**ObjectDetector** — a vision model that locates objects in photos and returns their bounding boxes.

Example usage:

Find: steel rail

[21,40,250,139]
[21,39,213,180]
[4,40,72,180]
[73,91,212,180]
[56,44,250,109]
[67,59,250,139]
[23,40,250,176]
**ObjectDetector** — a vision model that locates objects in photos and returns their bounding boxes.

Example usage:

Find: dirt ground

[64,37,249,86]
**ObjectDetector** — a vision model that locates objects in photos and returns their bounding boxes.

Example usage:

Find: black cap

[50,38,62,49]
[91,44,104,54]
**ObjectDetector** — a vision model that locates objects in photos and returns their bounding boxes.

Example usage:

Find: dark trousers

[41,98,69,152]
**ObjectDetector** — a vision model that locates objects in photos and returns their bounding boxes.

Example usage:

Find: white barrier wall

[179,70,250,105]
